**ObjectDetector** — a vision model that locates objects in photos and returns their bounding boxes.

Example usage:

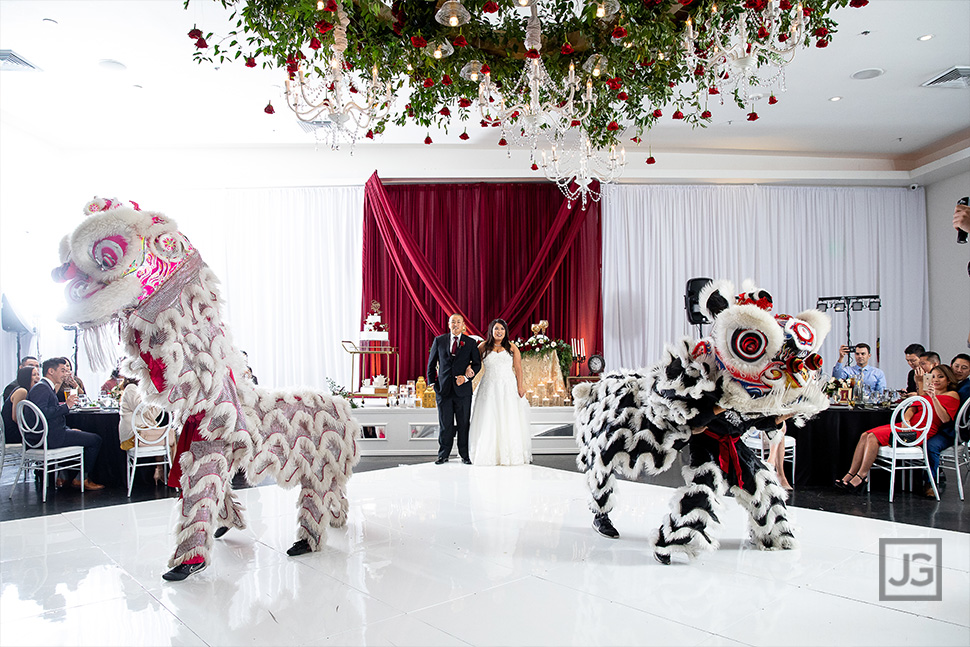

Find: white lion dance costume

[574,281,830,564]
[53,198,360,579]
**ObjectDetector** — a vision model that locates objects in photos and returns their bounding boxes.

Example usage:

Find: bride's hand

[518,385,526,398]
[465,367,475,379]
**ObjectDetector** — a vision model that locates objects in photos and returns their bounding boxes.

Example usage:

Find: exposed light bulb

[596,4,605,18]
[593,67,601,77]
[434,49,442,59]
[406,62,413,71]
[450,16,459,27]
[471,72,479,81]
[317,0,324,9]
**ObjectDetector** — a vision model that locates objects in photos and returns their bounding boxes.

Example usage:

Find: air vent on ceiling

[296,120,334,134]
[0,50,40,71]
[921,66,970,89]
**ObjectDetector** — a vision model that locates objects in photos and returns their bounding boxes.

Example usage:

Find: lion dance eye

[91,235,128,271]
[731,329,767,361]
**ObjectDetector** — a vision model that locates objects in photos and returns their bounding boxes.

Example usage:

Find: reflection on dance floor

[1,464,967,646]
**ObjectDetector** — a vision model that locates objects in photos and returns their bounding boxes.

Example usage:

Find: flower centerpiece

[822,376,854,403]
[516,320,573,384]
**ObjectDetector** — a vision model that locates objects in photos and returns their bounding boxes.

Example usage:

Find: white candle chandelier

[284,2,394,148]
[538,131,625,208]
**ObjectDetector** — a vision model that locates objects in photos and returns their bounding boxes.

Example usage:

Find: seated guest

[2,366,40,444]
[836,365,960,493]
[903,343,926,395]
[915,351,941,396]
[923,355,970,496]
[55,358,87,403]
[100,368,122,395]
[118,377,174,483]
[3,356,40,401]
[26,357,104,490]
[833,342,887,394]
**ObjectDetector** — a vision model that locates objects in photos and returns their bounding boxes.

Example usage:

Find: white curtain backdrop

[601,184,928,389]
[191,186,364,391]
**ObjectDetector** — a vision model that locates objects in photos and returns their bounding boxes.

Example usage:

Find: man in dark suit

[427,314,481,465]
[3,356,39,401]
[26,357,104,490]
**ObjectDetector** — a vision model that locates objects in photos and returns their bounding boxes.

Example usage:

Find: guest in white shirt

[833,342,886,394]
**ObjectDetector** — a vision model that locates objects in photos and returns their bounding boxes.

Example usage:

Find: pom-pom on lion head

[696,279,831,416]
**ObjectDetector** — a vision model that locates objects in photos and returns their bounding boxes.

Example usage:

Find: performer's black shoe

[286,539,312,556]
[214,526,230,539]
[434,457,448,465]
[461,458,472,465]
[162,561,207,581]
[592,513,619,539]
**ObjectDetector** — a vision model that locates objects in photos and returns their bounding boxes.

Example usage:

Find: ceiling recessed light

[851,67,884,80]
[917,34,934,41]
[829,96,842,102]
[98,59,127,71]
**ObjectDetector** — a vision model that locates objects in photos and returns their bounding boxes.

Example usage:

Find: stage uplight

[850,300,865,311]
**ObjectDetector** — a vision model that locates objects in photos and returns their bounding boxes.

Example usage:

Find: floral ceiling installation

[187,0,867,157]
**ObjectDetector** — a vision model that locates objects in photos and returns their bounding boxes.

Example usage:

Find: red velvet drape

[363,172,602,383]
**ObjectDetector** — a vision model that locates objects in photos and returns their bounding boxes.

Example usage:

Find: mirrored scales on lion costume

[53,197,360,578]
[573,280,831,564]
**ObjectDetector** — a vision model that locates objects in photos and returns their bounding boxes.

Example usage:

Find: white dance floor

[1,463,968,646]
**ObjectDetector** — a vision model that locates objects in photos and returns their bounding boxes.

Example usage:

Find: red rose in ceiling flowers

[440,107,451,116]
[459,131,470,140]
[641,59,654,67]
[570,119,581,127]
[195,37,208,48]
[678,0,694,5]
[458,98,472,108]
[264,101,275,115]
[483,1,499,13]
[747,111,759,121]
[708,87,720,95]
[424,135,433,145]
[768,94,778,105]
[814,27,828,37]
[668,81,676,88]
[498,138,508,146]
[607,121,620,131]
[323,0,337,10]
[491,120,501,127]
[309,37,321,50]
[652,109,662,118]
[406,103,414,116]
[816,39,828,48]
[612,26,627,39]
[803,6,812,15]
[672,110,684,119]
[316,20,334,34]
[779,0,792,9]
[480,64,491,74]
[453,35,468,48]
[849,0,869,6]
[701,110,712,118]
[694,65,705,76]
[643,0,664,6]
[245,57,256,68]
[646,156,656,164]
[757,27,768,40]
[631,136,642,143]
[442,74,453,86]
[525,49,540,59]
[605,77,623,90]
[531,163,539,171]
[617,92,628,101]
[561,42,574,55]
[423,78,435,88]
[188,28,203,40]
[745,0,768,10]
[778,33,789,42]
[365,130,374,139]
[411,36,427,48]
[509,110,520,120]
[349,85,359,94]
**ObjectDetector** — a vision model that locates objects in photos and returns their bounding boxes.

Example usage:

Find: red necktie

[451,336,458,355]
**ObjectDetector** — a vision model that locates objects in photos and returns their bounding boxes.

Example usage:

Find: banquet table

[66,408,125,488]
[788,405,893,487]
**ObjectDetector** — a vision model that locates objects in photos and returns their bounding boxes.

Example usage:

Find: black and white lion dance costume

[574,281,830,564]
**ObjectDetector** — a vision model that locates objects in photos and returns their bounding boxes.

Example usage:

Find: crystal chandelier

[683,2,807,105]
[538,131,626,207]
[284,2,394,148]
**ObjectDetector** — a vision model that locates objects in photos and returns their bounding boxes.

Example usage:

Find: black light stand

[815,295,881,366]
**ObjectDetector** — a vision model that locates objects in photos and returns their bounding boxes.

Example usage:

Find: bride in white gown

[469,318,532,466]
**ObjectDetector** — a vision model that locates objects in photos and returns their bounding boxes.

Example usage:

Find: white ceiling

[1,0,969,173]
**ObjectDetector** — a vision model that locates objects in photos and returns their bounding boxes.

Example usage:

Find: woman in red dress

[836,365,961,493]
